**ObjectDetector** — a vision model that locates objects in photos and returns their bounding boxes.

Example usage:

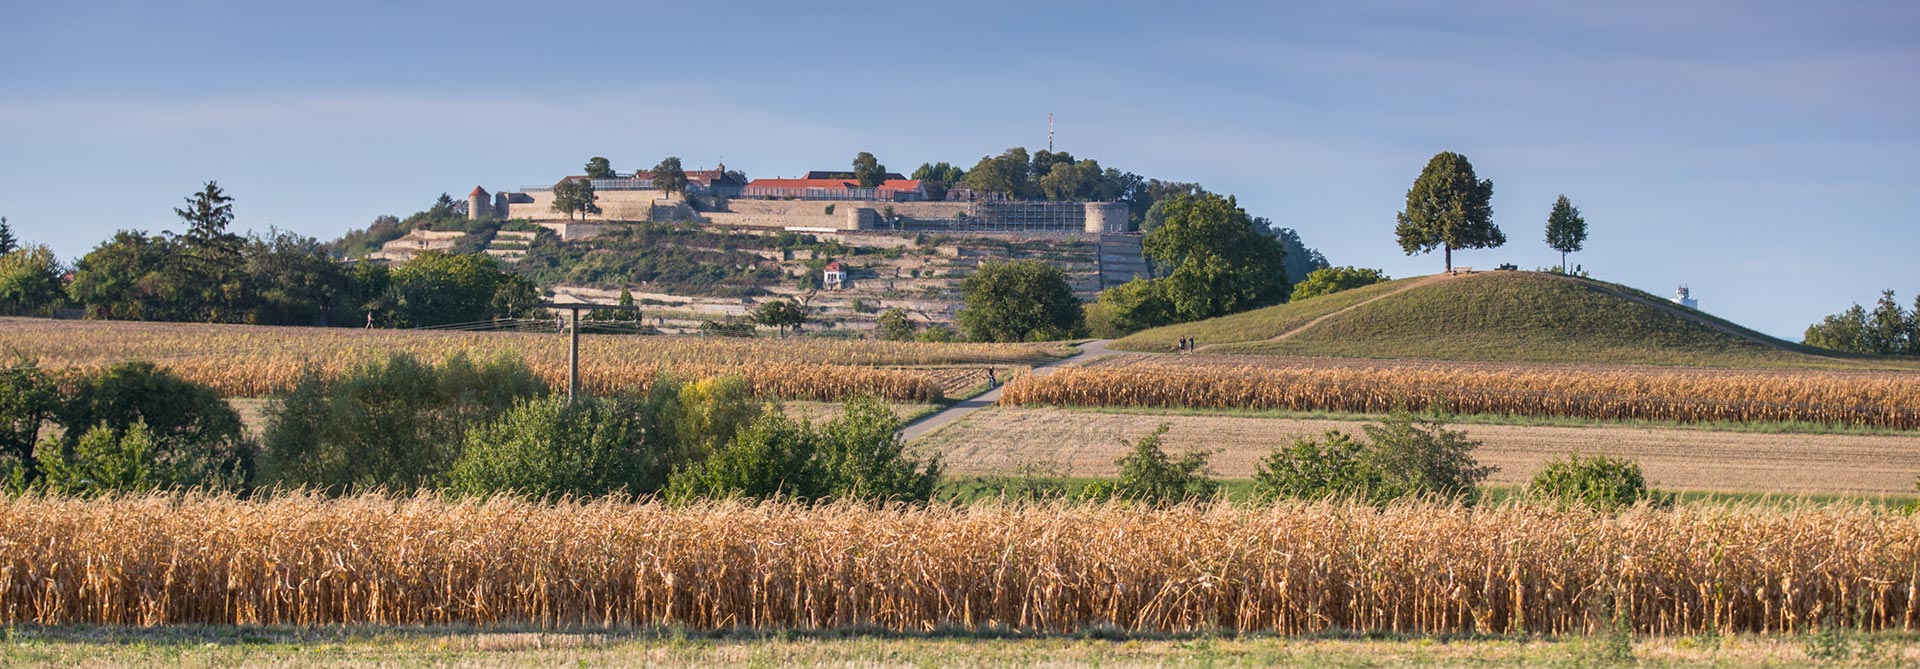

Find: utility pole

[1047,113,1054,152]
[536,301,642,403]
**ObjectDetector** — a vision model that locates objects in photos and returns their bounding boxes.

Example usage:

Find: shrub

[916,324,957,343]
[1251,430,1379,502]
[1252,410,1495,505]
[1526,453,1672,511]
[34,421,162,495]
[877,308,917,341]
[1359,409,1497,503]
[262,352,544,494]
[665,412,819,502]
[1080,424,1218,504]
[699,319,757,338]
[54,362,253,491]
[814,396,939,502]
[1289,266,1389,302]
[666,397,937,503]
[1094,278,1174,335]
[449,394,676,499]
[660,376,761,459]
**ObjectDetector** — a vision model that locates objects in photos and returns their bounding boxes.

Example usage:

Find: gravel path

[898,340,1116,442]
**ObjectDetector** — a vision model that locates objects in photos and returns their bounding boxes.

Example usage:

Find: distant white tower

[1672,285,1698,310]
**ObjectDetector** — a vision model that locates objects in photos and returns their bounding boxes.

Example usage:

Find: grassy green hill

[1115,271,1919,370]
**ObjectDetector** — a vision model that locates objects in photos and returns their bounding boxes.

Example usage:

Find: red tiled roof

[824,261,844,271]
[470,186,489,197]
[747,178,924,191]
[748,178,858,190]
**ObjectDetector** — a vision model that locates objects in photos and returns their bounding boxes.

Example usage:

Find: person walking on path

[986,367,998,389]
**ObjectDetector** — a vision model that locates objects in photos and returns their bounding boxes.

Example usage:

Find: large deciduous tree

[751,299,807,337]
[957,259,1083,342]
[1144,193,1290,321]
[1395,152,1503,273]
[965,148,1036,199]
[852,152,887,188]
[0,244,65,316]
[381,251,536,327]
[1544,195,1587,274]
[651,157,688,197]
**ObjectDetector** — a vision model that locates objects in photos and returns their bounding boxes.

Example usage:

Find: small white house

[1672,285,1698,310]
[823,260,846,291]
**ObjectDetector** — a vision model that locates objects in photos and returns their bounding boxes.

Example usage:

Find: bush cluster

[1252,409,1496,505]
[2,360,251,494]
[261,354,938,503]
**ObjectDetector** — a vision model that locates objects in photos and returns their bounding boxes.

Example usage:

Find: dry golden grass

[0,318,1065,401]
[1001,354,1920,429]
[3,493,1917,636]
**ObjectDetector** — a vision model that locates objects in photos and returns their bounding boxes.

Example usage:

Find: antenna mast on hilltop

[1048,113,1055,152]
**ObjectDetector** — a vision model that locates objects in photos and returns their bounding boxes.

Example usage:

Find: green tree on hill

[1544,195,1588,274]
[1145,193,1291,321]
[752,298,807,337]
[852,152,888,188]
[1395,152,1503,273]
[652,157,688,197]
[1805,290,1916,356]
[584,156,614,179]
[911,162,965,200]
[957,259,1083,342]
[966,148,1036,199]
[550,178,600,222]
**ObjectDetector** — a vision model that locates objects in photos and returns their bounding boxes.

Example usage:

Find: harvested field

[0,318,1064,401]
[1001,353,1920,429]
[4,494,1919,636]
[922,407,1920,495]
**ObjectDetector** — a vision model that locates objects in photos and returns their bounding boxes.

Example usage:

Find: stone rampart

[505,190,664,221]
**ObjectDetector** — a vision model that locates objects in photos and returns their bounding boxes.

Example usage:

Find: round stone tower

[1083,201,1129,233]
[468,186,492,221]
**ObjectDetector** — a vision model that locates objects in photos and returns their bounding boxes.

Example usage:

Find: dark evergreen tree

[584,156,614,179]
[851,152,887,188]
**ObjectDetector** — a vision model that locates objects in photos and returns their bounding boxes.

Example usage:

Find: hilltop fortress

[466,170,1132,237]
[404,165,1148,335]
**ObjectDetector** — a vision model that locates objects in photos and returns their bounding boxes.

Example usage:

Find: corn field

[2,493,1917,635]
[0,318,1061,401]
[1001,355,1920,429]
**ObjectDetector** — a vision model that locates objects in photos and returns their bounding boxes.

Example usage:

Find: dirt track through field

[920,407,1920,495]
[1196,273,1457,351]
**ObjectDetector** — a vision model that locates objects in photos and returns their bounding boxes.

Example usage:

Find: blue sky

[2,1,1915,339]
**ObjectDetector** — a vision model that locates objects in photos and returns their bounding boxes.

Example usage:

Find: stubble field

[0,318,1063,401]
[921,406,1920,496]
